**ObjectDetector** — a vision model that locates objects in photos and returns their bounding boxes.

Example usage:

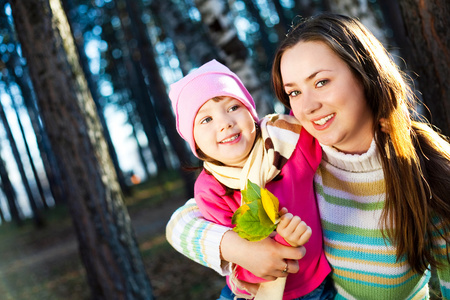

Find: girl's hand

[276,208,311,247]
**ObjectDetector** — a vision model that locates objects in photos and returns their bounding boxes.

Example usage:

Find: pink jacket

[194,128,331,299]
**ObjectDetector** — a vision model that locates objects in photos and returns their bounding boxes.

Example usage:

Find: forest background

[0,0,448,299]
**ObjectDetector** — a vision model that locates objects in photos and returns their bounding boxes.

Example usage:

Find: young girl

[166,14,450,300]
[168,59,333,300]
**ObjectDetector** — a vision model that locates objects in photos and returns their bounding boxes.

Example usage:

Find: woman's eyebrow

[283,69,329,88]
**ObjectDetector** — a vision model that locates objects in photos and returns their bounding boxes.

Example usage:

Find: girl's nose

[220,117,234,131]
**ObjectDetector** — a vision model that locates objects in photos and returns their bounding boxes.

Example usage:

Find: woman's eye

[228,105,239,112]
[316,80,328,88]
[200,117,212,124]
[288,90,301,97]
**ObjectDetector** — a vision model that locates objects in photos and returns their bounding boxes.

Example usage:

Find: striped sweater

[317,141,450,299]
[166,140,450,299]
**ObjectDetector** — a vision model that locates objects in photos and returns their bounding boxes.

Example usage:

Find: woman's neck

[321,139,382,172]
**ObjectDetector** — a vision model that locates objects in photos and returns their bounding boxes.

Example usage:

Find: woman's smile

[312,113,335,127]
[281,41,374,154]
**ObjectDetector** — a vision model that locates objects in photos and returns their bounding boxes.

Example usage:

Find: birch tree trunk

[9,0,154,298]
[151,0,222,73]
[193,0,274,116]
[327,0,387,45]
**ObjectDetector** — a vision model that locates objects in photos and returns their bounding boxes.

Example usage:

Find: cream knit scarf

[204,113,301,193]
[205,114,301,299]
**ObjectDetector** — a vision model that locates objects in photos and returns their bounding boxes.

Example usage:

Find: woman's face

[280,41,374,154]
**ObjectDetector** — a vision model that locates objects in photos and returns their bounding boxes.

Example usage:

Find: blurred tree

[123,0,197,196]
[193,0,274,116]
[62,0,130,195]
[326,0,387,44]
[107,0,171,174]
[241,0,276,62]
[397,0,450,136]
[6,81,48,209]
[0,142,21,225]
[0,5,66,206]
[8,0,154,298]
[0,92,44,227]
[150,0,221,72]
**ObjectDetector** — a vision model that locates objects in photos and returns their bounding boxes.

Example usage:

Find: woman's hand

[220,230,305,281]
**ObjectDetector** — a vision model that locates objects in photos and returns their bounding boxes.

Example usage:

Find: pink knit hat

[169,59,259,157]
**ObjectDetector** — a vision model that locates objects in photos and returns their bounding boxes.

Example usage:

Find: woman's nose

[302,91,322,115]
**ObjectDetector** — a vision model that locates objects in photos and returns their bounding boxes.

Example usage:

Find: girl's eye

[316,80,328,88]
[200,117,212,124]
[228,105,239,112]
[288,90,301,97]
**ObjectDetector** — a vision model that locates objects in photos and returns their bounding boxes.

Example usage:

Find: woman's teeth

[314,114,334,126]
[220,134,239,143]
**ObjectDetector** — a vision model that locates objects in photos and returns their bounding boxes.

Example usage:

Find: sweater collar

[320,139,382,172]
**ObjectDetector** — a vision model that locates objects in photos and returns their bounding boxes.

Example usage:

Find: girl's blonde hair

[272,13,450,273]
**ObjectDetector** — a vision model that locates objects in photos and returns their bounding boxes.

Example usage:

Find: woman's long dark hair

[271,13,450,273]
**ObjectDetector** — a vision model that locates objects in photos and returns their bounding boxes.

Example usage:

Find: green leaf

[232,180,280,241]
[231,204,250,225]
[232,200,276,241]
[242,180,260,204]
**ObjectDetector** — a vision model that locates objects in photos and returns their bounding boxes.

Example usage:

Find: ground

[0,177,443,300]
[0,178,225,300]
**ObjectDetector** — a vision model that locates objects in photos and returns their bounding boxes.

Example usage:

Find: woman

[166,13,450,299]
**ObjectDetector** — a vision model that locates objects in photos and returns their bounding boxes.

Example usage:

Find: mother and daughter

[166,13,450,300]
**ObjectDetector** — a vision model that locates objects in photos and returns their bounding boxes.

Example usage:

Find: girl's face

[193,96,257,167]
[280,41,374,154]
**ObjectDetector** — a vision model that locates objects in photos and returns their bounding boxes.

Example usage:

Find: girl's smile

[193,96,257,167]
[219,133,241,144]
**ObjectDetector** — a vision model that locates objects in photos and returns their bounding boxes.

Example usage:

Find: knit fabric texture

[317,140,450,300]
[166,139,450,300]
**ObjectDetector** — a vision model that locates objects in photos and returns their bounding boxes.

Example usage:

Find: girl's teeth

[221,134,239,143]
[314,114,334,125]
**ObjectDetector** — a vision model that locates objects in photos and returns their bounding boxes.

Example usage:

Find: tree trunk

[0,4,66,206]
[8,89,48,210]
[326,0,387,45]
[5,52,66,206]
[193,0,274,116]
[397,0,450,136]
[124,0,197,197]
[127,104,152,179]
[0,98,44,227]
[107,1,170,173]
[9,0,154,299]
[61,0,131,195]
[242,0,276,62]
[151,0,222,72]
[0,144,22,225]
